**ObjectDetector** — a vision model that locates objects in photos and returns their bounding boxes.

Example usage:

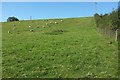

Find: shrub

[7,16,19,22]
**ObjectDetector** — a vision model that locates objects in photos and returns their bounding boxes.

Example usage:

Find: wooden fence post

[115,29,118,41]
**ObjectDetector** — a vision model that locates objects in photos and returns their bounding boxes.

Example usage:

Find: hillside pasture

[2,17,118,78]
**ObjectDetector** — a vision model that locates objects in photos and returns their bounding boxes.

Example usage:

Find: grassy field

[2,17,118,78]
[0,23,2,78]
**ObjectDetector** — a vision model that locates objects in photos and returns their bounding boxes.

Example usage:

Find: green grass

[2,17,118,78]
[0,23,2,78]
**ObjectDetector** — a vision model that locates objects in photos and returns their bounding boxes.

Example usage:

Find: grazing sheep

[55,22,58,24]
[49,22,52,24]
[43,25,45,28]
[8,30,11,33]
[29,26,31,28]
[46,23,48,25]
[30,29,34,32]
[60,20,63,22]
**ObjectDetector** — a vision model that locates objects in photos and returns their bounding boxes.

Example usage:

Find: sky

[1,2,118,22]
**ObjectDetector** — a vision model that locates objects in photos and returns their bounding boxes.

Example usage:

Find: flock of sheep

[8,19,63,34]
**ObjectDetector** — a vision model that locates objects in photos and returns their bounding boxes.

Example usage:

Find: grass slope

[0,23,2,78]
[2,17,118,78]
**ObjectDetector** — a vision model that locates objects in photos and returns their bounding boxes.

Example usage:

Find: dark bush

[7,16,19,22]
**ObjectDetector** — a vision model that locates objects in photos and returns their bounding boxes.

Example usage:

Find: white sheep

[46,23,48,25]
[55,22,58,24]
[30,29,34,32]
[60,20,63,22]
[43,25,45,28]
[49,22,52,24]
[29,26,31,28]
[8,30,11,33]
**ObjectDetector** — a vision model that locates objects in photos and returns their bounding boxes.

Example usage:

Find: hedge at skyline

[94,7,120,39]
[94,9,119,30]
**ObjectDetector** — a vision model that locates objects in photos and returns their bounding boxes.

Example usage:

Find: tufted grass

[2,17,118,78]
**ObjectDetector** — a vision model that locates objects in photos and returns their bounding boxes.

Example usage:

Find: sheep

[30,29,34,32]
[29,26,31,28]
[55,22,58,24]
[43,25,45,28]
[49,22,52,24]
[8,30,11,33]
[60,20,63,22]
[46,23,48,26]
